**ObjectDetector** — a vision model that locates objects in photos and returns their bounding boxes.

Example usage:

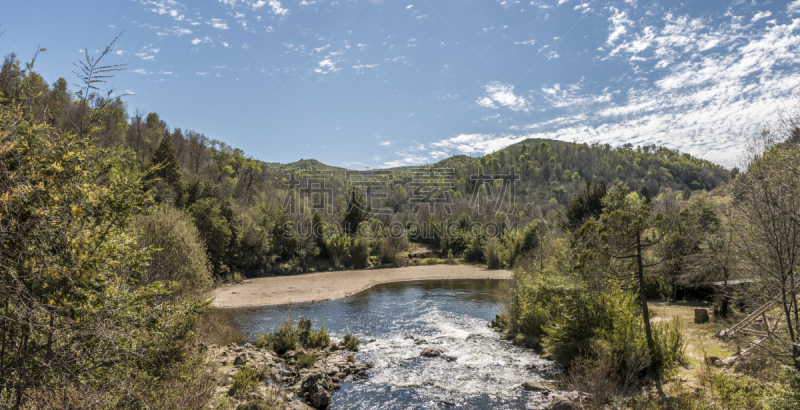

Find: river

[228,279,558,409]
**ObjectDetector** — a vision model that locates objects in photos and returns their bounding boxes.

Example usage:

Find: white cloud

[476,82,529,112]
[379,141,392,146]
[209,18,229,29]
[268,0,289,16]
[131,68,148,74]
[607,8,633,45]
[406,5,413,9]
[789,1,800,14]
[752,11,772,22]
[441,18,800,168]
[191,36,213,45]
[196,72,209,76]
[125,89,136,95]
[515,39,536,45]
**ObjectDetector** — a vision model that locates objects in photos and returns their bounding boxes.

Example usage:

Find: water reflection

[228,279,555,410]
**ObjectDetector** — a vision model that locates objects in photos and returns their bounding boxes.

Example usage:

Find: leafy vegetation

[254,315,330,354]
[342,334,361,352]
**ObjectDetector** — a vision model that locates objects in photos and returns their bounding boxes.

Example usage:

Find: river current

[229,279,558,409]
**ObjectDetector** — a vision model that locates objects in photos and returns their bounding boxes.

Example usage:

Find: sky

[4,0,800,169]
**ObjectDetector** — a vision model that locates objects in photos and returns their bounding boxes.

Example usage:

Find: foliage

[255,315,330,354]
[135,206,213,293]
[296,353,318,369]
[228,366,261,398]
[342,334,361,352]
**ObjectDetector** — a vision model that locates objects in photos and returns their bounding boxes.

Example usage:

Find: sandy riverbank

[211,264,512,308]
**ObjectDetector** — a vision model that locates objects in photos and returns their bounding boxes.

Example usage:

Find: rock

[442,355,457,362]
[521,381,551,393]
[414,339,427,345]
[705,356,723,367]
[420,348,442,358]
[233,354,248,366]
[309,379,332,409]
[368,339,376,343]
[353,370,369,381]
[545,396,578,410]
[285,400,315,410]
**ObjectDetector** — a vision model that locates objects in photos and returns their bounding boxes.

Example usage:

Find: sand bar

[211,265,512,308]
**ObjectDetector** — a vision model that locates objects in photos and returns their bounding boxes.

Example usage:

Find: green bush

[342,334,361,352]
[135,206,214,293]
[483,237,502,269]
[651,317,686,370]
[348,238,370,268]
[297,353,318,369]
[228,366,261,397]
[297,317,330,349]
[255,316,330,354]
[464,235,485,262]
[326,234,349,268]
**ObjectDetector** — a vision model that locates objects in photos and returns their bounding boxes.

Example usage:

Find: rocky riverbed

[202,342,372,409]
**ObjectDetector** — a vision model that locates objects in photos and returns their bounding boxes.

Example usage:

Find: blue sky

[4,0,800,169]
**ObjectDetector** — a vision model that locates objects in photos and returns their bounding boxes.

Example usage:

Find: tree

[149,131,185,204]
[343,190,370,236]
[573,181,672,355]
[0,61,205,406]
[733,132,800,370]
[563,179,607,231]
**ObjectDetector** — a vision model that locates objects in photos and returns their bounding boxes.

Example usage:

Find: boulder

[285,400,315,410]
[353,370,369,381]
[309,379,332,409]
[420,348,442,358]
[545,396,578,410]
[233,354,248,366]
[521,381,551,393]
[442,355,457,362]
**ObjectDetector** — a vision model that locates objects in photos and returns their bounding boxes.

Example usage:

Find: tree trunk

[637,233,656,353]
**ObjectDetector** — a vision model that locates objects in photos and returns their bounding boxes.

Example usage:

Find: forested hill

[269,138,732,208]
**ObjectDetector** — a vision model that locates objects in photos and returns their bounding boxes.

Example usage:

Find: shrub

[464,235,485,262]
[297,353,318,369]
[342,334,361,352]
[228,366,261,397]
[297,317,330,349]
[135,204,214,293]
[348,238,370,268]
[422,258,439,265]
[483,237,502,269]
[255,315,330,354]
[326,234,349,267]
[379,237,400,264]
[651,317,686,370]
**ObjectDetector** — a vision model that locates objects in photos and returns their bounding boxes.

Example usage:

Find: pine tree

[151,131,183,187]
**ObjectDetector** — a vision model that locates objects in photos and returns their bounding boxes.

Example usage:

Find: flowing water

[229,279,559,409]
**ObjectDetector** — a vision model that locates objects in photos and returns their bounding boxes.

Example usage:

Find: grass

[647,300,739,387]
